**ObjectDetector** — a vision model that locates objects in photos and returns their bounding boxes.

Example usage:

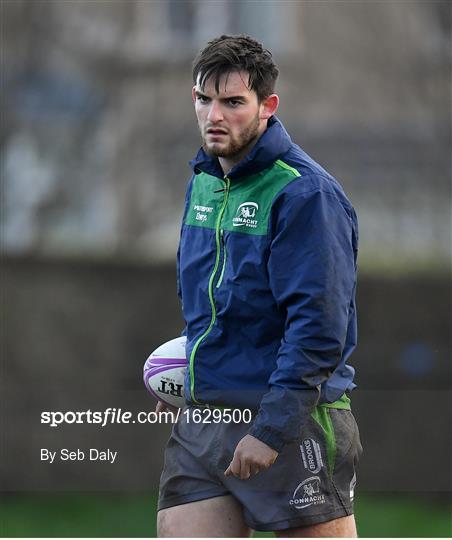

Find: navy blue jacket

[178,116,358,451]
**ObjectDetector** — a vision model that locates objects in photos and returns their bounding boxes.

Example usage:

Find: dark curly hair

[192,35,279,102]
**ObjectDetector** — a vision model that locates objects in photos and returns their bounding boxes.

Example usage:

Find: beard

[201,113,261,159]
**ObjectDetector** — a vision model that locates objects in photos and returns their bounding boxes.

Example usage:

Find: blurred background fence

[1,0,451,536]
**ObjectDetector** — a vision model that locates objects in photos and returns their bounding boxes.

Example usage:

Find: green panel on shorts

[319,393,351,410]
[185,160,301,236]
[313,395,350,476]
[311,407,337,478]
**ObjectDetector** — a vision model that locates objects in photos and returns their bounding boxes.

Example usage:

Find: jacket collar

[189,116,292,180]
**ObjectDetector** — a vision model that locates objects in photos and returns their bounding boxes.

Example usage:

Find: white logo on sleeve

[232,202,259,228]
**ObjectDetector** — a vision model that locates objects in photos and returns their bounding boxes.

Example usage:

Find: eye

[197,95,210,104]
[228,99,242,107]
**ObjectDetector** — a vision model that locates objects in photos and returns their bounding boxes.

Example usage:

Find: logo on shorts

[289,476,326,509]
[232,202,259,229]
[300,438,323,474]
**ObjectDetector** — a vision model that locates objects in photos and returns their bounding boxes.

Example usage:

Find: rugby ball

[143,336,187,408]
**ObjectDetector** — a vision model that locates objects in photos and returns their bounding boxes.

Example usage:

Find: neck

[218,140,256,176]
[218,121,268,176]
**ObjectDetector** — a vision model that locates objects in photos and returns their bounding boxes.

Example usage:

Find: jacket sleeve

[248,183,358,452]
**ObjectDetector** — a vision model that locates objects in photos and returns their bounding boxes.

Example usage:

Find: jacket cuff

[248,424,285,453]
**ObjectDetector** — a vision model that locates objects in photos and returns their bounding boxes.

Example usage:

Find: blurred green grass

[1,492,451,537]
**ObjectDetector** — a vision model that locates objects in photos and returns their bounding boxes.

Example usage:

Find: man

[156,35,362,537]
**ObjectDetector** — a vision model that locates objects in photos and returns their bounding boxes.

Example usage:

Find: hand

[155,400,180,417]
[224,434,278,480]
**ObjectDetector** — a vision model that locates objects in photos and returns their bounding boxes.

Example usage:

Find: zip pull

[215,176,230,193]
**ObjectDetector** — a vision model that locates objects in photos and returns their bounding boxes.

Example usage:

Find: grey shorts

[158,404,362,531]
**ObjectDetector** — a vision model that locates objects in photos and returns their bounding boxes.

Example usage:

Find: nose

[207,101,224,123]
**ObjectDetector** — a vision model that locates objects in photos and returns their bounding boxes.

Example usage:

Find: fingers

[224,456,260,480]
[155,401,166,413]
[225,456,272,479]
[155,401,179,416]
[224,453,241,477]
[240,458,251,480]
[224,460,250,479]
[224,434,279,480]
[250,464,261,476]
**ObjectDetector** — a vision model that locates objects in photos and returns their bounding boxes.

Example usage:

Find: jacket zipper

[216,229,226,289]
[189,176,230,402]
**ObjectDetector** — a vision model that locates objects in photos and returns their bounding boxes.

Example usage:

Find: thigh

[275,514,357,537]
[157,494,252,538]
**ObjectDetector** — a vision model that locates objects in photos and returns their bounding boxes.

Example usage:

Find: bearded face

[193,71,266,167]
[201,110,260,159]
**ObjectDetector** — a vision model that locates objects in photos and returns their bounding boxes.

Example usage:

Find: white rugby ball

[143,336,187,408]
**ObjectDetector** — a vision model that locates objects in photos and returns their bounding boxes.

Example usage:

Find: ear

[260,94,279,120]
[191,86,197,104]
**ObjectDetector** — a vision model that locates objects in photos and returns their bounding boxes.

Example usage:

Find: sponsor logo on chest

[193,204,213,223]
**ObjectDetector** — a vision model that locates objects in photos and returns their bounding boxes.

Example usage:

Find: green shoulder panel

[184,172,225,230]
[185,160,301,236]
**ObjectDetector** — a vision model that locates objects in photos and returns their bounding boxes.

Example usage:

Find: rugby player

[156,34,362,538]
